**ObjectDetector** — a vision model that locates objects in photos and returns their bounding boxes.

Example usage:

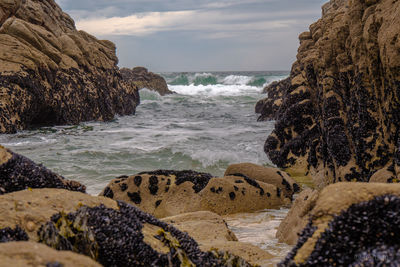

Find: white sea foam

[222,75,253,85]
[168,84,260,96]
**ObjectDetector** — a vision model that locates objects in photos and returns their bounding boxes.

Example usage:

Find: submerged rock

[0,145,85,194]
[38,201,252,267]
[0,0,139,133]
[121,67,173,96]
[279,182,400,266]
[256,0,400,188]
[0,242,101,267]
[224,163,300,199]
[100,170,290,217]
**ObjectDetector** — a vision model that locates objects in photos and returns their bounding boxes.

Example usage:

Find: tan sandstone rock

[0,242,101,267]
[224,163,300,199]
[0,0,139,133]
[100,170,290,218]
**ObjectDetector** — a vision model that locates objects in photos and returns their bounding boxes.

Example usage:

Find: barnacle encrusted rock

[0,226,28,243]
[100,170,290,217]
[0,0,139,133]
[256,0,400,188]
[121,67,173,96]
[0,145,85,194]
[0,241,101,267]
[0,188,117,239]
[279,182,400,266]
[38,201,253,267]
[224,163,300,199]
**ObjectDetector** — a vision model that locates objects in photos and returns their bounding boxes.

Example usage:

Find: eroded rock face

[279,182,400,266]
[0,0,139,133]
[256,0,400,188]
[100,170,290,217]
[0,145,85,194]
[121,67,173,96]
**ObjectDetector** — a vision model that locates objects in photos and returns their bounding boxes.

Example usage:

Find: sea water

[0,71,292,263]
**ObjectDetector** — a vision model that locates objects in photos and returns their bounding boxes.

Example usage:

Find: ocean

[0,71,291,263]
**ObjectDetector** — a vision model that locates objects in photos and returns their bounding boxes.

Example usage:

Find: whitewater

[0,71,291,263]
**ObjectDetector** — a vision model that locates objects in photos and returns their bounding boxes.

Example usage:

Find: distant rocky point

[121,67,173,96]
[0,0,140,134]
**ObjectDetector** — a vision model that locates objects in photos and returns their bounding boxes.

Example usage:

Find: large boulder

[256,0,400,188]
[121,67,173,96]
[0,0,139,133]
[100,170,290,218]
[0,242,101,267]
[0,188,252,266]
[280,182,400,266]
[0,145,85,194]
[224,163,300,199]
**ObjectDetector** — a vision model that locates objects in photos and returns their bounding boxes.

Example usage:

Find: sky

[55,0,327,72]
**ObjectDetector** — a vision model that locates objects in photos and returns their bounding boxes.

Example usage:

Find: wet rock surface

[279,182,400,266]
[100,170,290,217]
[38,201,252,267]
[256,0,400,188]
[0,145,85,194]
[224,163,300,199]
[0,241,102,267]
[0,0,139,133]
[121,67,173,96]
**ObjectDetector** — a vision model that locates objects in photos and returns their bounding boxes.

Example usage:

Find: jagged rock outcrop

[279,182,400,266]
[121,67,173,96]
[0,0,139,133]
[0,145,85,194]
[100,170,290,218]
[256,0,400,188]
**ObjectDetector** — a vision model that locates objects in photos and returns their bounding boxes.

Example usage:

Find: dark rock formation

[278,182,400,266]
[0,226,29,243]
[256,0,400,188]
[38,201,252,267]
[0,145,85,194]
[0,0,139,133]
[100,169,289,217]
[121,67,173,96]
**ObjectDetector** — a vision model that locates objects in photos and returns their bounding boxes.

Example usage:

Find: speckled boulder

[279,182,400,266]
[0,226,28,243]
[0,242,101,267]
[121,67,173,96]
[224,163,300,199]
[0,0,139,133]
[256,0,400,188]
[0,145,85,194]
[100,170,290,217]
[38,201,252,267]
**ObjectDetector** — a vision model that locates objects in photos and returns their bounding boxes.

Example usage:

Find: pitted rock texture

[224,163,300,199]
[279,182,400,266]
[100,170,289,217]
[0,226,28,243]
[38,201,252,267]
[0,188,117,240]
[0,242,101,267]
[121,67,173,96]
[256,0,400,188]
[0,145,85,194]
[0,0,139,133]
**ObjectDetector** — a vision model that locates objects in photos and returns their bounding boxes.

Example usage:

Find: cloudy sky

[55,0,326,72]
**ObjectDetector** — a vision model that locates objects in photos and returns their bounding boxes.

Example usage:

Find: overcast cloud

[55,0,327,72]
